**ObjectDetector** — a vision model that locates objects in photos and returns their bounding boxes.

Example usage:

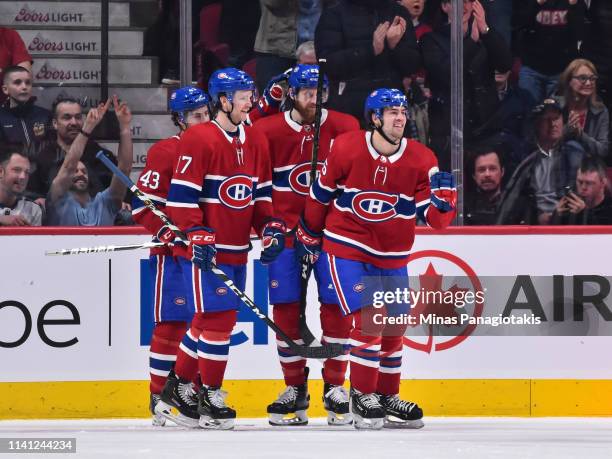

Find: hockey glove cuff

[260,218,287,264]
[294,217,322,264]
[430,171,457,213]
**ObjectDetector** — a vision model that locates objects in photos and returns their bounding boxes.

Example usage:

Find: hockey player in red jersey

[296,88,457,430]
[159,68,286,430]
[253,64,360,426]
[131,86,210,426]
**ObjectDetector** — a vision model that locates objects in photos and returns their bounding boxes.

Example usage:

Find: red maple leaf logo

[408,263,469,326]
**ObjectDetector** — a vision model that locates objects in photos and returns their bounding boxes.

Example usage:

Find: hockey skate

[150,393,166,426]
[349,388,385,430]
[378,393,424,429]
[198,385,236,430]
[267,368,310,426]
[323,383,352,425]
[155,373,200,428]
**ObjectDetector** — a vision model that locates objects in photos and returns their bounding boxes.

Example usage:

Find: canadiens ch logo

[218,175,253,209]
[216,287,228,296]
[288,162,323,196]
[351,191,398,222]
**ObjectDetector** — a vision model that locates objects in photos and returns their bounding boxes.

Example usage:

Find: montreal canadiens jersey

[166,120,274,265]
[132,135,180,256]
[304,130,454,269]
[253,109,359,241]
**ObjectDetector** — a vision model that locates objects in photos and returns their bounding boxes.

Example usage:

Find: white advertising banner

[1,230,612,383]
[0,2,129,27]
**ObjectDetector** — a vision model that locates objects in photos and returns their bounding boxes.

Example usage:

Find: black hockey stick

[96,151,343,359]
[298,58,327,346]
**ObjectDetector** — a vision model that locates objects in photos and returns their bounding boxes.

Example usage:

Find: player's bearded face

[294,88,318,123]
[381,106,407,141]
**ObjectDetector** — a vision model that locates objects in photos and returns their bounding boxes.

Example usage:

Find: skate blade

[352,413,384,430]
[199,415,235,430]
[151,413,167,427]
[154,401,199,428]
[268,410,308,426]
[384,416,425,429]
[326,411,353,426]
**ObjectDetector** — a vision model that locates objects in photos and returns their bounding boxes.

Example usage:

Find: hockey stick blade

[96,151,344,359]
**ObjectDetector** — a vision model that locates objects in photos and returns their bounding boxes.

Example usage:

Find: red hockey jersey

[304,130,455,269]
[132,135,180,256]
[166,120,274,265]
[253,109,359,245]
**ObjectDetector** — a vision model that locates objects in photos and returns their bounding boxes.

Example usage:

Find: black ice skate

[323,383,352,425]
[267,367,310,426]
[349,387,385,430]
[378,393,424,429]
[155,373,200,428]
[198,385,236,430]
[150,393,166,426]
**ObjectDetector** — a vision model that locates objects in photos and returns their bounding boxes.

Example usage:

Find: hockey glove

[257,72,288,114]
[186,226,216,272]
[430,171,457,213]
[260,218,287,264]
[294,217,322,264]
[156,224,188,247]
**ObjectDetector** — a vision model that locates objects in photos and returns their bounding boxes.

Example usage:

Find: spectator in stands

[0,144,42,226]
[296,40,317,65]
[496,98,585,225]
[396,0,432,144]
[554,59,610,160]
[471,68,533,167]
[552,155,612,225]
[45,97,133,226]
[254,0,300,93]
[0,66,51,149]
[0,27,32,105]
[582,0,612,111]
[421,0,512,170]
[315,0,420,121]
[515,0,585,107]
[482,0,512,46]
[464,141,506,225]
[27,97,119,203]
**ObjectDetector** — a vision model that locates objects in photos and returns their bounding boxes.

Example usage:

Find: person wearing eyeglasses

[553,58,610,159]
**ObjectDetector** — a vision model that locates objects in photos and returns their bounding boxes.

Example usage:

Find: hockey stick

[46,241,165,256]
[298,58,327,346]
[95,151,343,359]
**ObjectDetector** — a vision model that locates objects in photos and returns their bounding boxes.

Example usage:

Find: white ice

[1,417,611,459]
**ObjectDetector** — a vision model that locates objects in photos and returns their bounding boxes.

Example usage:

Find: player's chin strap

[93,150,344,360]
[375,118,401,146]
[219,103,242,126]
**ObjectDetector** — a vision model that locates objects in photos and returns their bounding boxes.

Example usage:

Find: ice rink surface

[1,417,611,459]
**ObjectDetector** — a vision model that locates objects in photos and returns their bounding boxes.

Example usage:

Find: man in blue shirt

[45,95,133,226]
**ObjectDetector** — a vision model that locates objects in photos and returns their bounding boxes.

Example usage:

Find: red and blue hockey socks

[149,321,187,394]
[174,312,207,384]
[197,309,237,388]
[320,303,352,386]
[273,302,306,386]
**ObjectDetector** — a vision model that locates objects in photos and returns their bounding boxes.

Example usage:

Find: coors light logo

[15,4,85,24]
[28,32,98,53]
[36,62,100,82]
